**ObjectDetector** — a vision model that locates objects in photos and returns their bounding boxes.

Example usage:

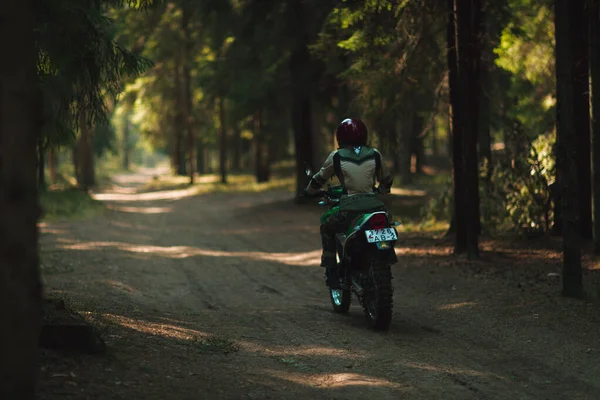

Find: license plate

[365,228,397,243]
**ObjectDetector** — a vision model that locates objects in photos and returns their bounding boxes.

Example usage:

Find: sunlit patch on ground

[106,204,173,214]
[39,225,69,235]
[264,369,411,390]
[59,241,322,266]
[102,313,205,341]
[402,361,505,380]
[438,301,477,310]
[220,226,316,235]
[101,280,139,295]
[238,341,367,360]
[110,167,170,187]
[93,186,200,202]
[396,246,452,257]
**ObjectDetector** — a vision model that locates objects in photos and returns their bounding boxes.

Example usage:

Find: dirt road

[39,170,600,399]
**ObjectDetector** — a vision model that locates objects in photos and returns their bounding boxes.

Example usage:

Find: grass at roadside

[40,188,104,222]
[140,173,295,194]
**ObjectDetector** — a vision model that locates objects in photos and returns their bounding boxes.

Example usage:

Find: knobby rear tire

[363,261,393,330]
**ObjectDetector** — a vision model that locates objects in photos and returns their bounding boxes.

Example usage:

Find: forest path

[38,170,600,399]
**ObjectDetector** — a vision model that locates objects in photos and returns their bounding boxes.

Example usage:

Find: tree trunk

[431,116,439,156]
[0,0,43,396]
[196,139,205,175]
[478,3,493,170]
[555,0,583,297]
[479,63,492,183]
[181,3,195,184]
[254,110,270,183]
[411,112,426,174]
[290,0,315,199]
[232,123,241,172]
[205,147,212,173]
[397,118,413,184]
[218,96,228,184]
[572,0,592,239]
[72,143,80,184]
[462,0,482,258]
[173,60,186,176]
[48,149,56,185]
[448,0,467,253]
[38,139,45,191]
[78,112,96,190]
[122,115,130,170]
[590,0,600,253]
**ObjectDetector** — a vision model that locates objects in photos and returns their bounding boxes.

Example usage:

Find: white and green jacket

[308,146,392,195]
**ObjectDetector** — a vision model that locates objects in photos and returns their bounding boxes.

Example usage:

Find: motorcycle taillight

[367,213,387,229]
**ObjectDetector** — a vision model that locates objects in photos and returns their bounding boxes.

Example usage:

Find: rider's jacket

[308,146,392,195]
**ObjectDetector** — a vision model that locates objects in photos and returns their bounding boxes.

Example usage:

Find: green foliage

[493,0,555,138]
[313,0,447,161]
[40,189,104,221]
[37,0,154,149]
[495,131,555,233]
[423,131,556,235]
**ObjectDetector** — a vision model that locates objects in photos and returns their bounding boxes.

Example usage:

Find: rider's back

[333,146,382,195]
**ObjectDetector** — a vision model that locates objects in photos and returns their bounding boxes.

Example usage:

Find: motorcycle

[303,167,399,330]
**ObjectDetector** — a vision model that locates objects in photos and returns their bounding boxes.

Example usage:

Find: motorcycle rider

[305,118,393,289]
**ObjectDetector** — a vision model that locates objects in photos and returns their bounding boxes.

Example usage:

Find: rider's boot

[321,234,341,290]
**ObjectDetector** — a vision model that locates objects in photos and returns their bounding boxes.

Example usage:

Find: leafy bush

[423,131,556,235]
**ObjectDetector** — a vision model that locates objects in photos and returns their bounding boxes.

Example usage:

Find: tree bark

[218,96,228,184]
[290,0,315,199]
[448,0,467,253]
[232,123,241,172]
[478,1,493,171]
[397,117,413,184]
[72,143,80,184]
[590,0,600,253]
[181,3,195,184]
[206,147,212,173]
[555,0,583,297]
[573,0,592,239]
[459,0,482,258]
[173,60,186,176]
[78,111,96,190]
[196,139,205,175]
[0,0,43,396]
[122,115,130,170]
[411,112,426,174]
[431,116,439,156]
[254,110,270,183]
[48,149,57,185]
[37,139,45,190]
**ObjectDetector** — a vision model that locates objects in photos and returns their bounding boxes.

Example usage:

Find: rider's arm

[306,151,336,195]
[374,149,393,194]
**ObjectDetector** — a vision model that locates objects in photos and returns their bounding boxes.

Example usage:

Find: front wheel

[329,287,351,313]
[329,248,351,313]
[362,262,393,330]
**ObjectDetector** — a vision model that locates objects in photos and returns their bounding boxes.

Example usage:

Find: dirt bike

[302,169,399,330]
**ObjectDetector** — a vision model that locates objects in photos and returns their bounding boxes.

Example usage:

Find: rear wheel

[362,261,393,330]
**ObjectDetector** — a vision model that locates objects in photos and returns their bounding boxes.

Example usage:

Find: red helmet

[336,118,368,147]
